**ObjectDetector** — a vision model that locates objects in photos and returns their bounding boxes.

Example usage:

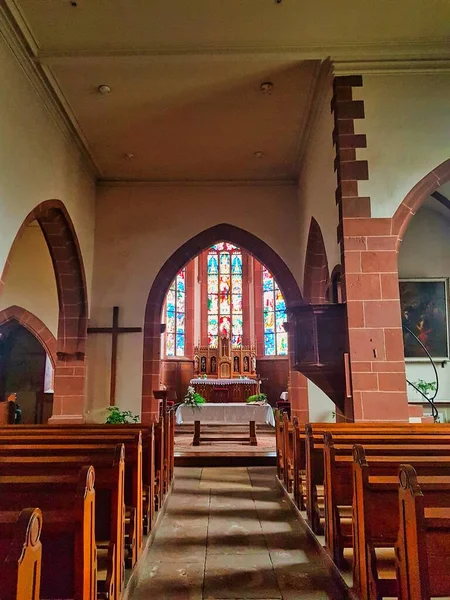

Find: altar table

[175,402,275,446]
[190,377,258,403]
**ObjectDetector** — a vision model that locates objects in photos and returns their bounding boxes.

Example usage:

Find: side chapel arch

[142,223,303,421]
[303,217,330,304]
[0,200,88,420]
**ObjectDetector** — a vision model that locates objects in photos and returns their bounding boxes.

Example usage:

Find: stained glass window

[263,267,287,356]
[207,243,243,348]
[165,268,186,356]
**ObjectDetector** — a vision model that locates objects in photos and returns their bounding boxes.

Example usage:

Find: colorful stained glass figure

[208,244,243,348]
[164,268,186,356]
[262,267,288,356]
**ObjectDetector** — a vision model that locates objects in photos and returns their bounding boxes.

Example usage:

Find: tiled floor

[131,467,343,599]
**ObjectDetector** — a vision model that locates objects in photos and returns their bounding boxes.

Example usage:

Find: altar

[175,402,275,446]
[192,332,259,402]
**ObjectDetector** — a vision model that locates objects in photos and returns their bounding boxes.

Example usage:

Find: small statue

[211,356,217,373]
[233,356,240,372]
[200,356,206,373]
[243,356,249,372]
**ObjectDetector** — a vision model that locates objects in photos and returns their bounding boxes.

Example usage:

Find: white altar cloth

[176,403,275,427]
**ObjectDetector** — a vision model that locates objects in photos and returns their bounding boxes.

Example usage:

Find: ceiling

[4,0,450,182]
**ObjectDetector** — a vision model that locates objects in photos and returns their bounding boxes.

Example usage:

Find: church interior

[0,0,449,599]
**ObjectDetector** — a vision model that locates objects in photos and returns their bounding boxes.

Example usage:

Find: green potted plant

[105,406,139,424]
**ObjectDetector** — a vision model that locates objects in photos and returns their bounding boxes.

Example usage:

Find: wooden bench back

[0,508,42,600]
[0,466,96,600]
[396,464,450,600]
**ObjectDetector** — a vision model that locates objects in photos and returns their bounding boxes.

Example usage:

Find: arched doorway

[0,201,88,421]
[142,223,303,422]
[0,307,57,423]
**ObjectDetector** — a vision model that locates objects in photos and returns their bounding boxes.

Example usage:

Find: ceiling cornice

[97,178,298,188]
[0,1,100,178]
[35,39,450,67]
[333,58,450,75]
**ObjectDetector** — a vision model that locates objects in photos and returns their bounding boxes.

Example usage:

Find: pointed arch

[392,159,450,249]
[303,217,329,304]
[142,223,302,421]
[0,305,57,367]
[0,200,88,357]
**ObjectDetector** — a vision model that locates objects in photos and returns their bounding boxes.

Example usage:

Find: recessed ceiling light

[97,84,111,95]
[124,153,135,160]
[260,82,274,94]
[254,151,264,158]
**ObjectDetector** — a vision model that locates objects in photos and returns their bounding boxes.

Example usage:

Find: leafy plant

[184,386,206,408]
[247,393,267,404]
[409,379,437,398]
[105,406,139,424]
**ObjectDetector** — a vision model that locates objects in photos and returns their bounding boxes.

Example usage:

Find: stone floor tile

[204,554,281,599]
[132,561,204,600]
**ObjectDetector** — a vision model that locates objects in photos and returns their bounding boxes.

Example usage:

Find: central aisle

[130,467,343,599]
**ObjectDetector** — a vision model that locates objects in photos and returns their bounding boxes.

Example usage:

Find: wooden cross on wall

[87,306,142,406]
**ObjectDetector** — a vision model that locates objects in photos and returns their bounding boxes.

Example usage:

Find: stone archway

[303,217,330,304]
[0,200,88,421]
[142,223,303,421]
[392,159,450,248]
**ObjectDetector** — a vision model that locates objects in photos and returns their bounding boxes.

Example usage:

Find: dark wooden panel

[257,358,289,406]
[161,359,194,402]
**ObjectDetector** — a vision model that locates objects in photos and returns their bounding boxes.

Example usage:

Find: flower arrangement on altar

[184,386,206,408]
[246,393,268,405]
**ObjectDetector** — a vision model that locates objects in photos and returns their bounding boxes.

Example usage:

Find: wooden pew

[0,466,96,600]
[0,507,42,600]
[305,423,450,533]
[323,433,450,567]
[396,464,450,600]
[352,445,450,600]
[274,409,284,482]
[154,416,165,512]
[282,412,294,493]
[0,431,143,558]
[0,446,124,600]
[0,400,15,425]
[0,424,157,535]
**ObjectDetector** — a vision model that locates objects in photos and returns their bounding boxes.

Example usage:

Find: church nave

[129,467,343,600]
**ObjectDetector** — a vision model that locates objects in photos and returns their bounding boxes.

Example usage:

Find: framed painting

[399,278,449,359]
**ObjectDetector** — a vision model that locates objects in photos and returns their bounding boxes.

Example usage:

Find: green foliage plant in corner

[246,393,267,404]
[105,406,139,424]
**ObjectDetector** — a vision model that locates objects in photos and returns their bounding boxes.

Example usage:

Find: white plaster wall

[0,35,96,304]
[87,183,301,414]
[356,73,450,218]
[0,224,59,336]
[399,203,450,403]
[297,80,341,288]
[308,379,336,422]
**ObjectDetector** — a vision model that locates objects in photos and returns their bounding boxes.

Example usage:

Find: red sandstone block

[378,372,407,392]
[361,251,398,274]
[372,361,406,373]
[345,273,381,301]
[408,404,424,418]
[353,372,378,391]
[364,301,402,328]
[343,218,391,237]
[344,251,361,273]
[347,301,365,328]
[340,197,371,218]
[384,328,405,361]
[54,376,85,396]
[340,160,369,181]
[334,75,363,88]
[61,396,84,416]
[351,391,364,421]
[344,236,367,251]
[366,236,397,251]
[74,367,85,376]
[361,391,409,421]
[380,274,400,299]
[351,361,373,372]
[340,180,359,198]
[348,329,386,362]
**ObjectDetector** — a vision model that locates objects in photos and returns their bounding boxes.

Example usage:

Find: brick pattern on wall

[332,75,408,421]
[303,217,330,304]
[0,201,88,422]
[142,223,303,423]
